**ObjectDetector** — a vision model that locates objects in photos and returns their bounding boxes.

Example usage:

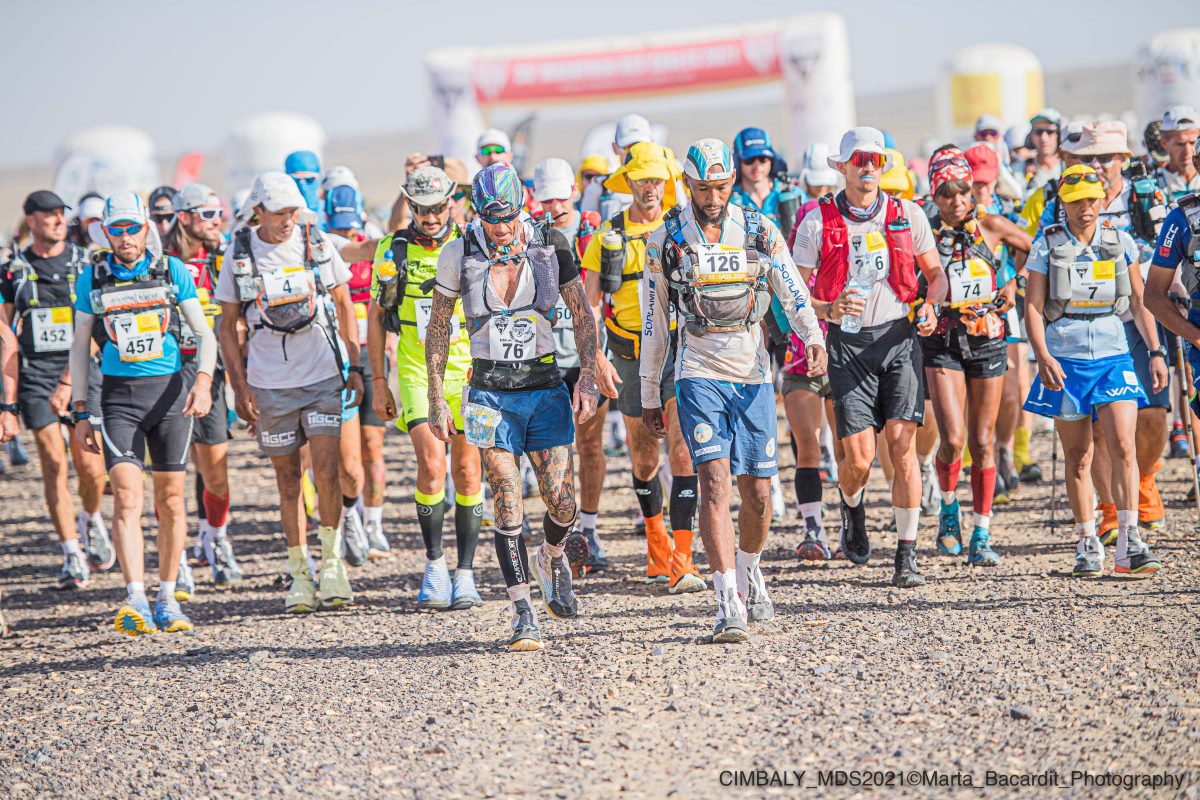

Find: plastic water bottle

[838,238,875,335]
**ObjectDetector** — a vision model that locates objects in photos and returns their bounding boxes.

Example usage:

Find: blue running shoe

[450,569,483,610]
[153,597,193,633]
[967,527,1001,567]
[936,499,963,556]
[417,557,451,609]
[114,597,158,636]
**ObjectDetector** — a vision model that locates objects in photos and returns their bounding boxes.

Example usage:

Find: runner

[1022,108,1064,197]
[731,127,803,239]
[426,162,602,651]
[0,190,112,588]
[921,148,1031,565]
[368,166,484,609]
[215,172,362,613]
[581,142,704,593]
[69,192,216,634]
[285,150,323,214]
[1023,165,1163,579]
[580,114,653,220]
[640,137,826,642]
[148,186,178,240]
[533,157,615,575]
[162,183,242,593]
[1156,106,1200,202]
[793,127,947,588]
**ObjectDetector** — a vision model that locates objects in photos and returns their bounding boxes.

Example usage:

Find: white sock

[210,523,228,541]
[941,489,956,505]
[455,567,472,580]
[840,487,864,508]
[365,506,383,526]
[62,539,81,556]
[579,511,599,532]
[798,501,822,525]
[974,513,991,531]
[894,507,920,542]
[734,549,760,600]
[1079,519,1097,537]
[712,569,745,619]
[1116,525,1129,558]
[127,582,147,603]
[157,581,175,601]
[506,584,531,603]
[1116,509,1135,530]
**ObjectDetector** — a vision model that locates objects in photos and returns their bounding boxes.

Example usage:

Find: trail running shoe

[417,558,452,609]
[937,499,963,556]
[796,516,832,562]
[7,437,29,466]
[58,552,90,589]
[1114,528,1161,579]
[285,563,318,613]
[114,596,158,636]
[317,527,354,608]
[745,563,774,623]
[563,528,590,579]
[1072,536,1104,579]
[892,541,926,588]
[175,552,195,602]
[712,586,749,643]
[1170,423,1190,459]
[365,518,390,558]
[818,446,838,484]
[992,471,1011,506]
[340,509,369,568]
[998,449,1020,494]
[838,499,870,565]
[153,597,193,633]
[210,538,243,586]
[582,528,609,573]
[450,570,483,609]
[1018,463,1042,484]
[1097,503,1119,547]
[508,599,543,652]
[535,545,578,620]
[81,514,115,571]
[967,528,1001,567]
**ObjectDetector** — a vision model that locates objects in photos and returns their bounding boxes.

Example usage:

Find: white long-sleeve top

[639,202,824,409]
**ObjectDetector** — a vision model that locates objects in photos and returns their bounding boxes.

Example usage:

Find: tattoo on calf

[483,449,524,529]
[528,446,576,522]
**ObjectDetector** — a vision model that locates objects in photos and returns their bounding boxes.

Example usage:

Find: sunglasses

[1061,171,1101,186]
[150,211,175,223]
[452,190,467,202]
[479,210,520,225]
[479,145,507,156]
[977,129,999,139]
[1080,154,1119,166]
[292,175,318,184]
[106,223,144,237]
[850,151,886,169]
[1032,128,1058,137]
[409,199,449,216]
[184,208,223,221]
[743,155,772,165]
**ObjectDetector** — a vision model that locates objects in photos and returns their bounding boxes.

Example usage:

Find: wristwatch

[348,364,365,375]
[1149,346,1168,360]
[71,409,91,424]
[0,402,17,415]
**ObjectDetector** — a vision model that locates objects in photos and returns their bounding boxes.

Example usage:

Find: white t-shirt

[792,197,935,328]
[214,225,351,389]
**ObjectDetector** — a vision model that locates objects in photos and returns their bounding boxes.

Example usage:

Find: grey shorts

[251,375,343,456]
[610,338,676,418]
[781,370,831,398]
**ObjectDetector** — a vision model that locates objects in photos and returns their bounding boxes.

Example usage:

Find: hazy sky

[3,0,1196,168]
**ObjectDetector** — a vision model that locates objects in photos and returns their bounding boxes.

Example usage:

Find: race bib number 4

[262,266,314,307]
[30,306,73,353]
[113,311,165,362]
[1069,259,1116,308]
[948,258,995,308]
[488,312,538,361]
[694,242,747,284]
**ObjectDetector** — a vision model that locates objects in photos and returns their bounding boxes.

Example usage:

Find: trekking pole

[1174,335,1200,523]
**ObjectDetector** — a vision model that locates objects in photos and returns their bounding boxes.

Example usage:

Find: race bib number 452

[30,306,74,353]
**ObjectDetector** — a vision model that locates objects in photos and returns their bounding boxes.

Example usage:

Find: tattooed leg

[484,448,531,594]
[528,446,577,552]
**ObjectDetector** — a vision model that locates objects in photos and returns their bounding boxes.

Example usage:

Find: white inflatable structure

[935,44,1045,140]
[427,14,854,171]
[53,126,161,211]
[1135,29,1200,125]
[222,112,326,194]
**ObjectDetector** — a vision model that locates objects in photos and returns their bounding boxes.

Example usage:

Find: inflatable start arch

[426,14,854,171]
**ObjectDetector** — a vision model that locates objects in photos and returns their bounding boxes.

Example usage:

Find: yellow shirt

[1020,186,1048,237]
[581,211,665,332]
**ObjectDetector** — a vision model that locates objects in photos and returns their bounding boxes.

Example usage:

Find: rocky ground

[1,416,1198,800]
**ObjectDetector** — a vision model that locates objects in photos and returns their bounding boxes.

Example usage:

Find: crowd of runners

[2,104,1198,649]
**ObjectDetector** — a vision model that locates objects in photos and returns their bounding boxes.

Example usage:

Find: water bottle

[838,237,874,334]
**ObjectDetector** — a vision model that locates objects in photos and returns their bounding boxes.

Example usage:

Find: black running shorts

[920,328,1008,380]
[98,373,194,473]
[827,318,925,438]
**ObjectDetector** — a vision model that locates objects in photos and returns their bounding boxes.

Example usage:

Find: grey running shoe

[712,586,749,643]
[341,508,369,567]
[81,515,115,571]
[535,544,578,619]
[1114,528,1161,579]
[58,552,90,589]
[211,538,243,586]
[508,599,544,652]
[796,516,832,562]
[450,569,483,609]
[582,528,609,572]
[175,551,195,602]
[892,541,926,588]
[1072,535,1104,579]
[744,563,774,623]
[365,518,390,558]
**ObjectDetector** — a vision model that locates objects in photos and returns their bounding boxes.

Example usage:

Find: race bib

[948,258,995,308]
[178,318,198,353]
[355,301,369,345]
[1068,259,1116,308]
[261,266,314,307]
[112,311,165,362]
[488,312,538,361]
[694,242,747,284]
[852,231,889,281]
[30,306,73,353]
[413,298,462,344]
[552,296,573,329]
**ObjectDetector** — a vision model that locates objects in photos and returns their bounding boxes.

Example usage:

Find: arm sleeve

[638,234,671,410]
[69,312,94,407]
[178,297,217,375]
[763,220,824,347]
[1151,208,1189,271]
[433,238,463,298]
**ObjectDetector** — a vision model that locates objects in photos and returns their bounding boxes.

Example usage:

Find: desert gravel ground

[1,415,1198,800]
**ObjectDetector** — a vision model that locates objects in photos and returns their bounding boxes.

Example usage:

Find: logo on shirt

[694,423,713,444]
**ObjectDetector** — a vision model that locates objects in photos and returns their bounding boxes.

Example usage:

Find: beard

[692,202,728,227]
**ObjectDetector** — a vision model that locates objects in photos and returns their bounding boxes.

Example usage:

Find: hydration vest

[662,206,772,336]
[811,194,918,304]
[1042,223,1130,323]
[1179,193,1200,297]
[459,222,560,340]
[225,223,332,335]
[6,243,86,356]
[375,224,461,335]
[928,212,1004,339]
[87,252,182,359]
